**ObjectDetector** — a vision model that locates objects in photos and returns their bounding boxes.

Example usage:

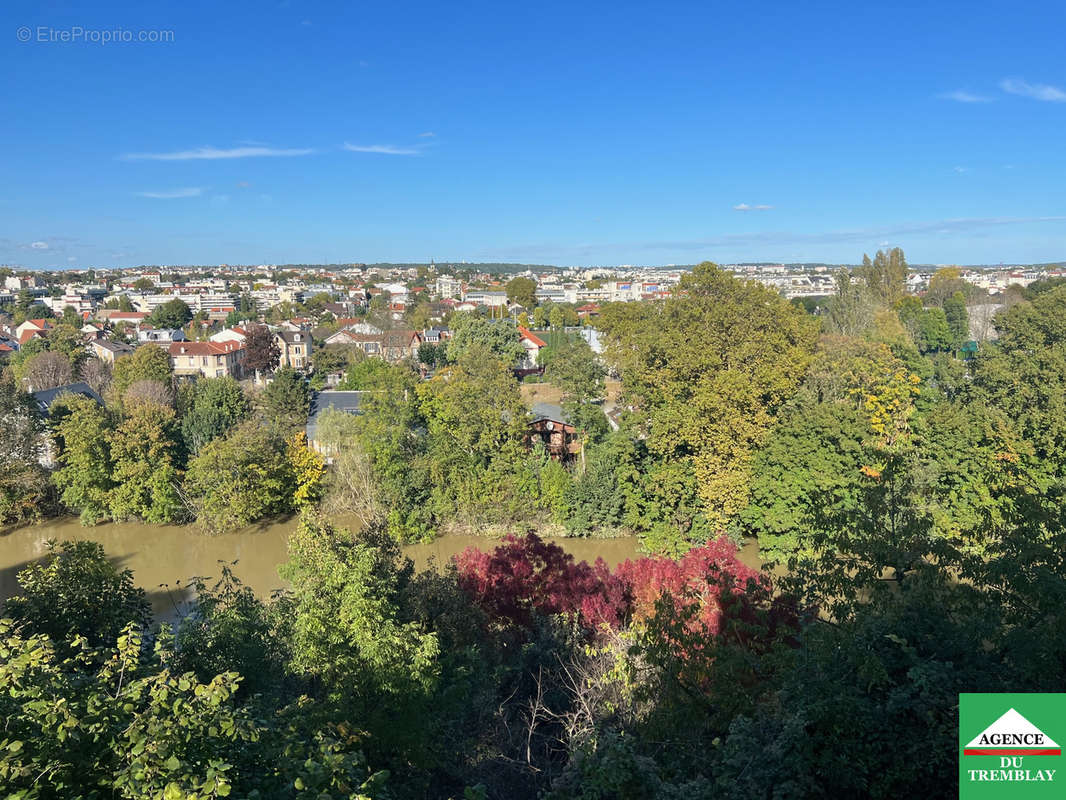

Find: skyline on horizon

[3,0,1065,269]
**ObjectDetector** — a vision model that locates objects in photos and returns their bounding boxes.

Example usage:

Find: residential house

[420,326,451,345]
[527,403,582,464]
[380,330,421,363]
[321,328,419,363]
[323,330,383,355]
[275,330,312,370]
[138,327,187,345]
[31,382,104,467]
[305,391,365,457]
[518,327,547,369]
[169,340,246,380]
[15,318,53,346]
[88,339,134,365]
[209,326,249,344]
[80,322,106,341]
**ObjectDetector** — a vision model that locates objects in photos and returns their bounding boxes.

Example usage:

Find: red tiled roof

[518,327,547,347]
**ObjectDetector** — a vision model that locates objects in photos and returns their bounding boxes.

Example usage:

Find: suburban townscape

[4,1,1066,798]
[3,250,1066,799]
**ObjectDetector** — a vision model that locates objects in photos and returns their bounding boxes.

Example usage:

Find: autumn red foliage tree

[454,533,801,649]
[454,533,626,632]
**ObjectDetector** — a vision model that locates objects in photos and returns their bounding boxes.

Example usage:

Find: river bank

[0,515,767,620]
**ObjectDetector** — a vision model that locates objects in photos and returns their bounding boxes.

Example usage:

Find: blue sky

[2,0,1065,268]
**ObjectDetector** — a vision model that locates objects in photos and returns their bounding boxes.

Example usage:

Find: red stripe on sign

[963,749,1061,756]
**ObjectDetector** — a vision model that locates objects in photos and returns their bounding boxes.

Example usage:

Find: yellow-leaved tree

[287,431,326,508]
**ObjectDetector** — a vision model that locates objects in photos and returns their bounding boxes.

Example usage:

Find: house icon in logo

[964,708,1062,757]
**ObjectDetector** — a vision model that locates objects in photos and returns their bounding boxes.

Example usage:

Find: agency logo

[960,693,1064,799]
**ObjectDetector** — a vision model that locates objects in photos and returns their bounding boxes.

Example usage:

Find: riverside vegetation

[2,257,1066,797]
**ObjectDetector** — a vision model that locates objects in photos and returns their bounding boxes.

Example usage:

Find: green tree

[505,276,537,308]
[349,365,433,541]
[46,324,90,371]
[279,511,441,762]
[104,294,136,312]
[548,305,564,330]
[0,374,53,525]
[597,262,819,538]
[3,540,151,648]
[336,357,398,389]
[148,297,192,329]
[50,393,115,524]
[532,306,547,329]
[107,402,183,523]
[917,307,953,353]
[261,366,310,427]
[445,314,525,365]
[183,421,293,533]
[418,347,528,470]
[180,376,250,454]
[0,617,389,799]
[543,336,609,445]
[825,270,875,337]
[856,247,908,306]
[416,342,445,369]
[943,291,969,347]
[111,344,173,403]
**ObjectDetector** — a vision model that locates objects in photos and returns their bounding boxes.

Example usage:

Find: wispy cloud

[122,145,315,161]
[479,215,1066,260]
[999,78,1066,102]
[136,187,203,199]
[30,241,49,250]
[940,89,992,103]
[733,203,774,211]
[343,142,423,155]
[953,166,970,174]
[418,132,436,138]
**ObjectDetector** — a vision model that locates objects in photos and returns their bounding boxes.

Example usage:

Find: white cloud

[122,145,315,161]
[30,241,49,250]
[418,131,436,138]
[343,142,422,155]
[136,187,204,199]
[999,78,1066,102]
[953,166,970,174]
[940,89,992,103]
[733,203,773,211]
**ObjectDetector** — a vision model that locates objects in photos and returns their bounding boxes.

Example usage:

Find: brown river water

[0,516,765,620]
